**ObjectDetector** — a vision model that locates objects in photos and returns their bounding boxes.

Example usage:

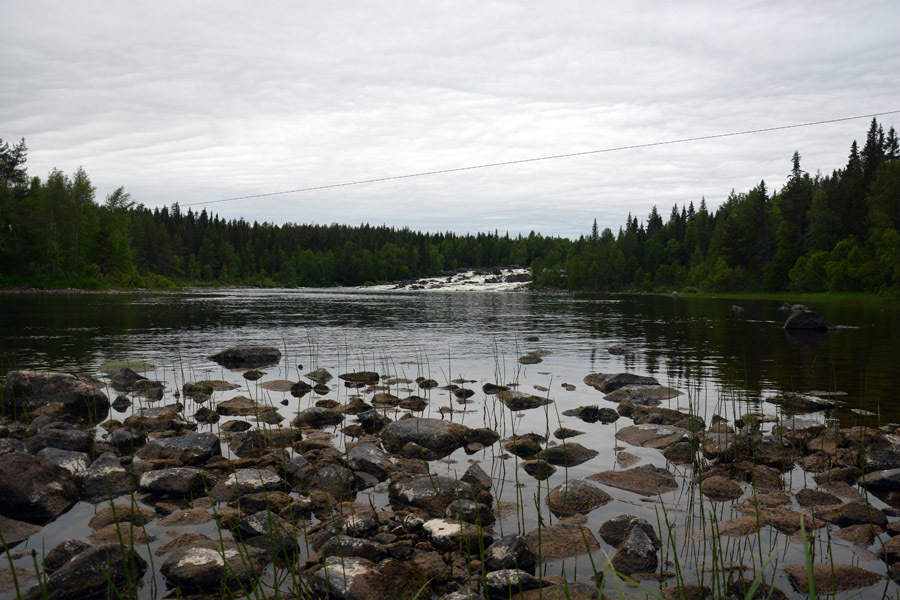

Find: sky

[1,1,899,238]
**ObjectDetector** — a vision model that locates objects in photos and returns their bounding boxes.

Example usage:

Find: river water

[1,288,898,598]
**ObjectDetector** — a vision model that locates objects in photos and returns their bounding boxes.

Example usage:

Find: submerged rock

[546,479,612,517]
[587,464,678,496]
[782,564,882,594]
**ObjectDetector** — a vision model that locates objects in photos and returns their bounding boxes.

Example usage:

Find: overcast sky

[2,1,898,238]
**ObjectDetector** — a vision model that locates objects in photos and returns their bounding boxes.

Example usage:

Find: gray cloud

[2,1,898,237]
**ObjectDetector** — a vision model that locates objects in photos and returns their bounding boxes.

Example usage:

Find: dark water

[1,289,898,598]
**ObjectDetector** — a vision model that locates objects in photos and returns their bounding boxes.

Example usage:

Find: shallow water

[1,289,898,598]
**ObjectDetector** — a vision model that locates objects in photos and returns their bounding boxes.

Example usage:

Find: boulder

[42,539,90,573]
[209,345,282,368]
[524,514,600,559]
[484,534,537,573]
[537,442,598,467]
[497,390,552,411]
[617,424,689,449]
[598,515,660,548]
[138,467,207,497]
[77,452,134,502]
[0,452,79,524]
[546,479,612,517]
[136,432,221,465]
[381,418,470,456]
[293,406,344,428]
[346,443,392,480]
[160,541,269,592]
[584,372,659,393]
[388,475,474,516]
[25,427,93,454]
[784,309,834,331]
[3,371,109,414]
[34,448,91,475]
[21,544,147,600]
[611,526,659,574]
[105,428,146,452]
[239,510,300,555]
[210,468,287,501]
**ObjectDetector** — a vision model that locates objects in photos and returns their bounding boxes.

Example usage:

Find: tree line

[0,118,897,293]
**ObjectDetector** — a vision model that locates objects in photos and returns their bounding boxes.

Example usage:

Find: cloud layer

[2,1,898,237]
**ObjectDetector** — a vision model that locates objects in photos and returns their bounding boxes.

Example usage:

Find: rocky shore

[1,345,899,599]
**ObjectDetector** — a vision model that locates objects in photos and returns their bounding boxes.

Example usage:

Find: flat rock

[617,424,688,449]
[0,515,42,549]
[783,564,882,594]
[524,514,600,559]
[604,384,682,403]
[293,406,344,427]
[216,395,278,416]
[587,464,678,496]
[88,503,155,529]
[700,475,743,501]
[537,442,598,467]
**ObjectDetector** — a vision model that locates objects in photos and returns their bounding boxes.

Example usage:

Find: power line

[182,109,900,208]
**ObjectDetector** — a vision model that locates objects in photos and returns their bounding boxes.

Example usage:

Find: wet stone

[523,459,556,480]
[598,515,660,548]
[524,514,600,559]
[587,464,678,496]
[484,534,537,573]
[611,526,659,574]
[423,518,493,551]
[497,390,552,410]
[537,442,598,467]
[22,544,146,600]
[546,479,612,517]
[782,564,882,594]
[88,503,155,529]
[381,417,470,456]
[138,467,207,497]
[42,538,90,573]
[700,475,743,501]
[78,451,134,502]
[158,508,212,526]
[319,535,387,562]
[210,468,287,501]
[34,447,91,475]
[0,515,42,549]
[617,424,689,449]
[795,487,841,506]
[0,452,79,524]
[293,406,344,427]
[445,499,495,526]
[389,475,474,516]
[484,569,542,597]
[209,345,282,368]
[160,541,270,592]
[136,432,221,465]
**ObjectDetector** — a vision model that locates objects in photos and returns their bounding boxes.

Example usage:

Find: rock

[216,395,278,416]
[546,479,612,517]
[731,505,825,534]
[418,378,439,389]
[837,523,881,545]
[3,370,109,414]
[815,500,886,527]
[210,468,287,501]
[239,509,300,555]
[584,372,659,393]
[209,345,282,368]
[160,541,269,592]
[612,526,658,574]
[105,428,146,452]
[88,522,154,545]
[661,584,710,600]
[88,503,154,529]
[21,544,147,600]
[553,427,583,439]
[782,564,882,594]
[617,424,689,449]
[158,508,212,526]
[155,533,212,557]
[138,467,207,497]
[423,518,493,551]
[310,464,358,501]
[604,384,682,403]
[784,309,834,331]
[306,368,333,384]
[598,515,660,548]
[356,409,391,431]
[700,475,742,501]
[77,452,134,502]
[136,432,221,465]
[0,452,79,524]
[561,405,619,423]
[662,440,695,464]
[524,514,601,559]
[243,368,264,380]
[25,427,94,454]
[293,406,344,427]
[502,432,546,457]
[35,447,91,475]
[131,379,164,399]
[860,467,900,491]
[484,569,541,597]
[339,371,380,385]
[0,514,42,549]
[795,488,841,506]
[497,390,552,411]
[727,578,789,600]
[381,418,470,456]
[346,442,392,480]
[523,459,556,480]
[484,534,537,573]
[42,539,90,573]
[319,535,387,562]
[482,383,510,394]
[389,475,474,516]
[587,464,678,496]
[461,462,493,490]
[765,392,836,412]
[228,427,300,458]
[309,555,387,600]
[537,442,598,467]
[445,499,495,526]
[453,387,475,399]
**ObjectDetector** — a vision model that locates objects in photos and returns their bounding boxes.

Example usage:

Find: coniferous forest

[1,118,898,294]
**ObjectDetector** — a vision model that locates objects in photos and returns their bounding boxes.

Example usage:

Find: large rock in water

[546,479,612,517]
[208,345,282,368]
[584,372,659,393]
[2,371,109,414]
[784,309,834,331]
[0,453,79,524]
[389,475,475,515]
[136,432,221,465]
[21,544,147,600]
[380,418,470,456]
[160,541,269,592]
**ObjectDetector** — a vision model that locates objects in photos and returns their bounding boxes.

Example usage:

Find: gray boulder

[3,371,109,414]
[0,452,79,524]
[784,309,834,330]
[484,534,537,572]
[22,544,146,600]
[138,467,207,497]
[35,448,90,475]
[611,526,659,574]
[136,432,221,465]
[160,541,269,592]
[209,345,282,368]
[381,417,470,456]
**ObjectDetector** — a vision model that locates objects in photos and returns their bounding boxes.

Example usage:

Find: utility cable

[182,109,900,208]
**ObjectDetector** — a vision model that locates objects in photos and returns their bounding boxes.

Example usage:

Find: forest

[0,118,898,294]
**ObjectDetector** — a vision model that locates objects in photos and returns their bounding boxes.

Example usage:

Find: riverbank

[2,340,900,599]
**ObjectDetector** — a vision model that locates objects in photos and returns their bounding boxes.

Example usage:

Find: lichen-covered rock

[484,534,537,573]
[484,569,541,597]
[346,442,392,480]
[389,475,474,516]
[34,447,91,475]
[77,452,134,502]
[210,468,287,501]
[136,432,221,465]
[138,467,207,497]
[445,498,495,526]
[423,518,493,551]
[22,544,147,600]
[611,526,658,574]
[0,452,79,524]
[160,541,270,592]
